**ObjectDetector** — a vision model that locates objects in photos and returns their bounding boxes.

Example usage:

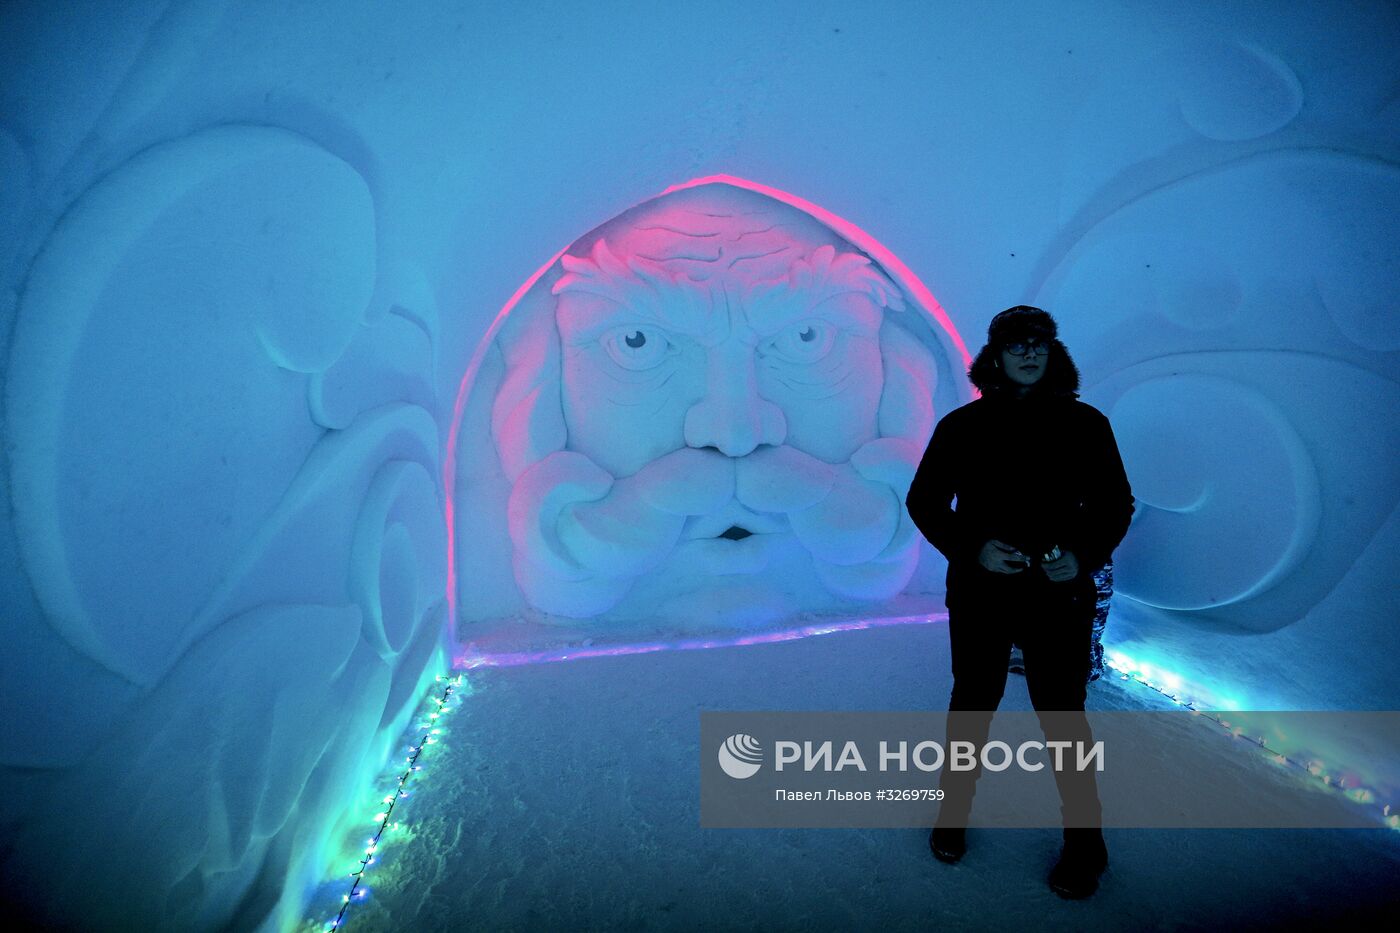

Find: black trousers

[937,581,1102,829]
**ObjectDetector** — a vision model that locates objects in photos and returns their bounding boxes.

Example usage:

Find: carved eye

[603,325,671,370]
[766,320,836,363]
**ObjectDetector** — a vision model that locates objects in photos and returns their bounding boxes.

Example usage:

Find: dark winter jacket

[905,389,1134,612]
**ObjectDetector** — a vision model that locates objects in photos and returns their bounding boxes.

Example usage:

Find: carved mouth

[685,508,784,541]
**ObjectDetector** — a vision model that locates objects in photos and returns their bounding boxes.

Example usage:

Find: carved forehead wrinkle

[612,214,819,278]
[553,186,904,336]
[596,185,841,273]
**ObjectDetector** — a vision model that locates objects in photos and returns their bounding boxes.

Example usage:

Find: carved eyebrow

[554,295,645,340]
[554,239,718,337]
[555,291,715,343]
[744,289,883,337]
[742,244,904,332]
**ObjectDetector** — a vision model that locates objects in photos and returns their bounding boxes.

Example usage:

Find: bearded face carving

[468,180,966,625]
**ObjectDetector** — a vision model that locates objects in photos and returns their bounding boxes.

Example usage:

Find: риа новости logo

[718,734,763,779]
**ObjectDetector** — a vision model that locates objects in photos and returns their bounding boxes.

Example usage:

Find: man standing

[905,305,1134,898]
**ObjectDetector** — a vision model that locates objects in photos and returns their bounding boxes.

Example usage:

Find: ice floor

[311,620,1400,932]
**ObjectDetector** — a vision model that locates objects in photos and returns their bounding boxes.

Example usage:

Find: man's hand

[1042,550,1079,582]
[979,540,1030,574]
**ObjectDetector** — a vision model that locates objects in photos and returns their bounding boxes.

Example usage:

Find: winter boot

[1048,827,1108,898]
[929,825,967,864]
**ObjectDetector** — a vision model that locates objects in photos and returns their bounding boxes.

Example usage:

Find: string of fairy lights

[1103,654,1399,831]
[322,673,465,932]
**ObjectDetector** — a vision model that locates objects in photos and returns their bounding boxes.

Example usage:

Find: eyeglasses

[1004,339,1049,357]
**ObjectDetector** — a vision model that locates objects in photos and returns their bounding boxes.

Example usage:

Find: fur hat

[968,305,1080,397]
[987,305,1057,347]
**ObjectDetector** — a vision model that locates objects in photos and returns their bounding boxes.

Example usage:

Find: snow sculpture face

[490,183,944,622]
[555,228,889,474]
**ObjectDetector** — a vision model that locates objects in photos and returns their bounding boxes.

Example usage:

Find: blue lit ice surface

[310,616,1398,930]
[314,675,466,932]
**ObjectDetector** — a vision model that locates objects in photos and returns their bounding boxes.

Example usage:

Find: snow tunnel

[1,2,1397,930]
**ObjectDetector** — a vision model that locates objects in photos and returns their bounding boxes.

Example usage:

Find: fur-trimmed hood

[968,337,1081,397]
[967,305,1081,397]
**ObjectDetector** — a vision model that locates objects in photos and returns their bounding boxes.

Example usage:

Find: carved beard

[505,436,927,618]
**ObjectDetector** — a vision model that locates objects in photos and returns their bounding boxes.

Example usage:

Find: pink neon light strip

[452,612,948,670]
[442,243,567,624]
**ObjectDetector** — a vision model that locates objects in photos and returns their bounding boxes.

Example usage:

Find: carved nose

[684,344,786,457]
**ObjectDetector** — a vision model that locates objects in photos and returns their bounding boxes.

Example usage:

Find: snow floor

[323,619,1400,931]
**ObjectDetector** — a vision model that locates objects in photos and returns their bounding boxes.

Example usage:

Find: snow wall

[1,1,1397,930]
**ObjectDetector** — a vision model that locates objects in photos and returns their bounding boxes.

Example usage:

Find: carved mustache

[508,439,924,584]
